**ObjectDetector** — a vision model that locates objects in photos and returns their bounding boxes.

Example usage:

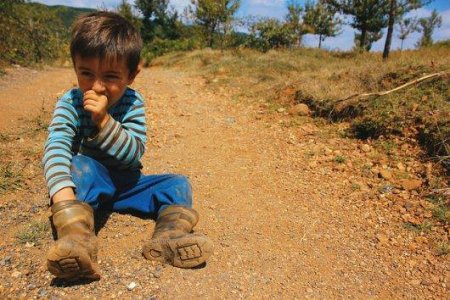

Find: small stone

[410,279,421,286]
[397,162,406,171]
[400,179,422,191]
[376,234,389,244]
[127,282,137,291]
[277,108,286,113]
[0,256,12,266]
[12,270,21,278]
[361,144,371,153]
[379,169,393,180]
[38,289,48,297]
[288,104,310,116]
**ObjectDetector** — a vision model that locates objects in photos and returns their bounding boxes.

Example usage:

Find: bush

[141,38,200,66]
[0,1,66,67]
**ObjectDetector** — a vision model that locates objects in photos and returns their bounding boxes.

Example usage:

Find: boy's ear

[128,65,141,84]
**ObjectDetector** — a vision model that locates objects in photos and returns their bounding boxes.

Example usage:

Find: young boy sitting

[42,11,213,281]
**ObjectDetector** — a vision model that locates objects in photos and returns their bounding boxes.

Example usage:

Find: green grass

[0,163,24,194]
[403,221,433,233]
[334,155,346,164]
[435,242,450,256]
[16,221,50,245]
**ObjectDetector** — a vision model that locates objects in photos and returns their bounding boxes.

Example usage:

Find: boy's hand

[83,90,110,129]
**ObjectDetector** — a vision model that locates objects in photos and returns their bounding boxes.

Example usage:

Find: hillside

[29,2,96,28]
[0,46,448,298]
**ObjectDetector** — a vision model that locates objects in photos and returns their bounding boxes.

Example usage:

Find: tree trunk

[360,27,367,50]
[400,39,404,51]
[383,0,396,60]
[318,34,322,48]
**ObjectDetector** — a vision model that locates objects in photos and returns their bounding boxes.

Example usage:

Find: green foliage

[303,0,341,48]
[285,0,305,47]
[116,0,142,31]
[142,38,199,65]
[16,221,50,245]
[417,10,442,48]
[0,163,24,194]
[247,18,297,52]
[397,17,419,50]
[189,0,241,48]
[325,0,388,50]
[0,1,66,66]
[135,0,182,42]
[47,5,96,28]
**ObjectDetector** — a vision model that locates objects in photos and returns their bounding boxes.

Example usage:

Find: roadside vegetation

[152,46,449,231]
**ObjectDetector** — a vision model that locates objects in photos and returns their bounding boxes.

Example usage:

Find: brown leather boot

[142,205,213,268]
[46,200,100,281]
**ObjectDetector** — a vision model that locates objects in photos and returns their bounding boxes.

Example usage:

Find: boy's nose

[92,79,106,93]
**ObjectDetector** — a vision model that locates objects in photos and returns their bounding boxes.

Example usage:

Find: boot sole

[47,239,100,281]
[142,234,213,268]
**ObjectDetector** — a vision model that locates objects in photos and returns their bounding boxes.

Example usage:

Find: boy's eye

[105,75,120,80]
[81,71,93,77]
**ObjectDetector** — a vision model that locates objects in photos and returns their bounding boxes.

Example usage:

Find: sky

[35,0,450,51]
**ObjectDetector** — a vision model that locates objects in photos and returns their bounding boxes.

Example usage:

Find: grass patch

[16,221,50,245]
[403,221,433,233]
[0,163,24,194]
[334,155,346,164]
[435,242,450,256]
[426,194,449,225]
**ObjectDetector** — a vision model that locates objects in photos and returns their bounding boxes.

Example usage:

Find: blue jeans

[70,155,192,216]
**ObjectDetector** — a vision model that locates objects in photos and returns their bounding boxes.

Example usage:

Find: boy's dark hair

[70,11,142,75]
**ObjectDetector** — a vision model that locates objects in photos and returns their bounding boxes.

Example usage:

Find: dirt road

[0,66,447,298]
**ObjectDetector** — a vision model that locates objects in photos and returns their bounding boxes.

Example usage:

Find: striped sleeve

[84,91,147,168]
[42,90,79,198]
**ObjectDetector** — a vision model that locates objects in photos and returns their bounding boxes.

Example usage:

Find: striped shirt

[42,87,147,198]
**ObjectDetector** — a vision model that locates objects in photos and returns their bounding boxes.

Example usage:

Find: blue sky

[35,0,450,51]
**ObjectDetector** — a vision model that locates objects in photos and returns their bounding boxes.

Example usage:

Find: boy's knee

[71,155,97,180]
[171,175,192,190]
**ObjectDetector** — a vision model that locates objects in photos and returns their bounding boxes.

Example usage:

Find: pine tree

[135,0,180,42]
[325,0,388,50]
[117,0,142,31]
[303,0,341,49]
[382,0,428,59]
[188,0,240,48]
[417,9,442,47]
[285,0,304,47]
[397,17,418,50]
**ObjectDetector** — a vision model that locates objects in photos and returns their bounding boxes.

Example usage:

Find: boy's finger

[83,100,98,107]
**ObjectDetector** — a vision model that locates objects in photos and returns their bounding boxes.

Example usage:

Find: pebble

[361,144,371,153]
[38,288,48,297]
[0,256,12,266]
[127,282,137,291]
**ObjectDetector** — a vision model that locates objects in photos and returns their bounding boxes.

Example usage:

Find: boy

[43,11,213,281]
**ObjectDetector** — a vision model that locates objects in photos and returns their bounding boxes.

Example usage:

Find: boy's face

[73,55,139,106]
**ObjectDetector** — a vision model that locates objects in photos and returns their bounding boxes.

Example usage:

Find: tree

[189,0,240,47]
[417,9,442,47]
[326,0,388,51]
[397,17,418,50]
[285,0,304,47]
[303,0,341,48]
[117,0,142,31]
[1,1,65,65]
[354,30,382,50]
[135,0,181,42]
[248,17,296,51]
[382,0,428,60]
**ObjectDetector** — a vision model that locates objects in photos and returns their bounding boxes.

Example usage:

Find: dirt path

[0,67,447,298]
